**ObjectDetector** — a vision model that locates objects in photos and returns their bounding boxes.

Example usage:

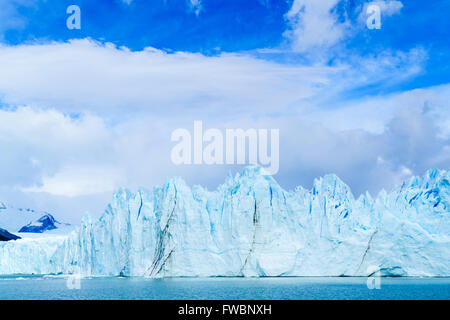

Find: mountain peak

[18,213,61,233]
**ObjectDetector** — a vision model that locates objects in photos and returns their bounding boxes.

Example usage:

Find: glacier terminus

[0,166,448,277]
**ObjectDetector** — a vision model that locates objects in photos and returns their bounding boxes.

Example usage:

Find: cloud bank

[0,39,445,198]
[0,0,447,224]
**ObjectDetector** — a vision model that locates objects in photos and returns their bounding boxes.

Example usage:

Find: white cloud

[0,86,447,221]
[189,0,202,15]
[23,165,123,197]
[0,39,334,118]
[273,99,448,195]
[0,39,445,222]
[284,0,347,53]
[356,1,403,27]
[0,107,114,189]
[369,1,403,17]
[284,0,404,53]
[305,83,449,134]
[0,39,426,122]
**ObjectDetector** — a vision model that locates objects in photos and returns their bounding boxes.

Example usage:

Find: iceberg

[0,167,448,277]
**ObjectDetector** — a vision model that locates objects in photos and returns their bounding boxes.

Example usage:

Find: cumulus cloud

[284,0,404,54]
[366,1,403,17]
[1,85,448,201]
[284,0,347,53]
[0,39,445,222]
[0,107,114,189]
[0,39,426,120]
[356,1,403,28]
[22,165,124,197]
[0,39,335,118]
[276,90,449,195]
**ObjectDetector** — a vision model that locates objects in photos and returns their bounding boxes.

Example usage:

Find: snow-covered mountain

[0,202,42,232]
[0,203,70,234]
[19,214,67,233]
[0,167,448,277]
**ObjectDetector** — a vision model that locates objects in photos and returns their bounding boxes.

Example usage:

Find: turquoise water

[0,277,448,300]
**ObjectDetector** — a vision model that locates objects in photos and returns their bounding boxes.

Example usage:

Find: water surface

[0,276,448,300]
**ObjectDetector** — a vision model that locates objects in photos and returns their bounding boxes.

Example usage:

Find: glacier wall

[0,236,65,275]
[1,167,449,277]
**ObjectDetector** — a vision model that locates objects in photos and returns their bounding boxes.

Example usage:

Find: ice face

[0,166,449,277]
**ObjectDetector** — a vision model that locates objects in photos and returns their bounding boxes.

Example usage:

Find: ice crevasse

[0,166,449,277]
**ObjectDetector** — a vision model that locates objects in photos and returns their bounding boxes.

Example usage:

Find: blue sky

[1,0,449,101]
[0,0,448,222]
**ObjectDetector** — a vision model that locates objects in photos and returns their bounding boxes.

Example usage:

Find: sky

[0,0,448,223]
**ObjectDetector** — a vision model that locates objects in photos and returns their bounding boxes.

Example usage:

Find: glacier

[0,166,448,277]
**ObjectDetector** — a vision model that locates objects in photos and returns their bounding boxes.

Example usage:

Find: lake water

[0,276,448,300]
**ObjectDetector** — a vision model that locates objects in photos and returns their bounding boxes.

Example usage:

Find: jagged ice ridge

[0,167,449,277]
